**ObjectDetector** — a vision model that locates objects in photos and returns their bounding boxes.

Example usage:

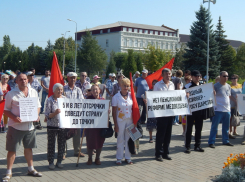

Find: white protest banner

[146,90,190,118]
[19,97,38,122]
[237,94,245,115]
[185,83,216,112]
[58,98,109,128]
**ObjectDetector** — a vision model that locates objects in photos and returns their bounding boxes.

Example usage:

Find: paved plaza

[0,113,245,182]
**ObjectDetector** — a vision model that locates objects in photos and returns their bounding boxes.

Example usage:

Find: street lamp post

[203,0,216,82]
[19,61,21,71]
[67,19,77,73]
[61,31,70,75]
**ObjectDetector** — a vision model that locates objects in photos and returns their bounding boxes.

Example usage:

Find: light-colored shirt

[4,86,41,131]
[230,84,242,108]
[41,76,50,93]
[214,82,231,112]
[63,85,84,99]
[134,77,149,98]
[45,95,65,127]
[75,80,90,96]
[153,80,175,91]
[8,79,16,90]
[112,92,133,122]
[106,80,118,96]
[28,79,42,93]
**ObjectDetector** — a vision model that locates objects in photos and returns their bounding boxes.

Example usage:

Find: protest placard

[237,94,245,115]
[146,90,190,118]
[126,124,142,141]
[19,97,38,122]
[185,83,216,112]
[57,98,109,128]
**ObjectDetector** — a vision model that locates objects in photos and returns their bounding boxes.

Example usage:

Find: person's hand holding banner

[13,116,22,123]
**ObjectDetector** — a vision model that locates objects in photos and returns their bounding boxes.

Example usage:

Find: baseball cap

[191,70,201,77]
[142,69,148,73]
[109,73,112,77]
[67,72,78,77]
[111,73,116,77]
[93,75,101,79]
[84,84,92,91]
[135,71,140,74]
[26,71,34,76]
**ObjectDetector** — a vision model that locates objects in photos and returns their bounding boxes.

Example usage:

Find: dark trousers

[155,116,174,157]
[136,98,146,123]
[185,114,204,148]
[47,129,66,164]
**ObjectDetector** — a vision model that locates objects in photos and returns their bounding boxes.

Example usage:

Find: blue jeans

[41,91,48,113]
[173,115,179,124]
[208,111,231,145]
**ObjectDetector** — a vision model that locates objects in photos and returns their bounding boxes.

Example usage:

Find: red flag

[130,72,140,125]
[0,99,5,121]
[48,52,65,97]
[145,58,175,90]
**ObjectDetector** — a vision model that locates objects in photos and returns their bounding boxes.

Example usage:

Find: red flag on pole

[145,58,175,90]
[0,99,5,121]
[129,72,140,125]
[48,52,65,97]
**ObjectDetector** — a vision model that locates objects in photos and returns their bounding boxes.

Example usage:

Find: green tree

[114,52,127,71]
[235,44,245,78]
[123,49,137,77]
[134,51,143,72]
[183,5,220,78]
[106,50,116,77]
[143,45,173,72]
[215,17,235,74]
[173,43,186,71]
[77,31,107,77]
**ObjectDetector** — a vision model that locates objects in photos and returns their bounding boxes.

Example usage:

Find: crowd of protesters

[1,66,245,181]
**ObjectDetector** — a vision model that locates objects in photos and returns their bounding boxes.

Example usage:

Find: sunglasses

[231,78,237,80]
[223,75,229,78]
[87,89,91,92]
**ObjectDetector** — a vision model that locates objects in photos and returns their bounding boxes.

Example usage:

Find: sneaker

[241,141,245,145]
[194,146,204,152]
[49,163,55,170]
[185,148,191,154]
[223,142,234,146]
[56,163,63,168]
[209,144,215,148]
[36,125,43,130]
[173,123,179,126]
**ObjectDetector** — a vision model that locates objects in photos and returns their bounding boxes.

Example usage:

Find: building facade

[77,21,180,60]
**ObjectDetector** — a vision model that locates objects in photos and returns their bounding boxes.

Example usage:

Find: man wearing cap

[133,71,140,83]
[183,70,206,154]
[2,73,42,181]
[106,73,117,101]
[75,72,90,97]
[104,73,112,85]
[63,72,85,158]
[91,75,101,85]
[208,71,233,148]
[134,69,149,124]
[153,68,175,162]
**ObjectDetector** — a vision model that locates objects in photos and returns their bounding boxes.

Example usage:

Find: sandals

[2,174,12,182]
[233,132,239,136]
[116,159,122,165]
[125,159,133,165]
[149,139,154,143]
[27,169,42,177]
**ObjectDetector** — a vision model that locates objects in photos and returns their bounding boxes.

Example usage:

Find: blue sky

[0,0,244,50]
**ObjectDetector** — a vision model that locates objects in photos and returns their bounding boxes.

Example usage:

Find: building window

[139,29,142,33]
[135,40,138,47]
[106,39,109,47]
[123,27,127,32]
[150,31,153,35]
[129,39,132,47]
[165,32,168,36]
[169,33,172,36]
[160,32,163,36]
[134,29,138,33]
[174,33,177,37]
[144,30,148,34]
[140,41,142,48]
[100,30,103,34]
[108,29,110,33]
[160,43,163,49]
[124,39,127,47]
[155,31,158,35]
[128,28,132,32]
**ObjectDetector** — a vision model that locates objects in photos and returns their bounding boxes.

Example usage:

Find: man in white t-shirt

[153,68,175,162]
[208,71,233,148]
[3,73,42,181]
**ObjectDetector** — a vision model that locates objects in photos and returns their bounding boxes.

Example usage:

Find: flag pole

[76,129,85,167]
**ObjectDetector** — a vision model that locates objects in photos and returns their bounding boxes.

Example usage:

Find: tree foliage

[234,44,245,78]
[106,50,116,77]
[183,5,220,78]
[77,31,107,76]
[123,49,137,77]
[173,43,186,71]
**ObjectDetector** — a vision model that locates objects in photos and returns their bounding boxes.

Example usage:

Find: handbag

[65,129,77,140]
[231,109,240,126]
[100,121,114,138]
